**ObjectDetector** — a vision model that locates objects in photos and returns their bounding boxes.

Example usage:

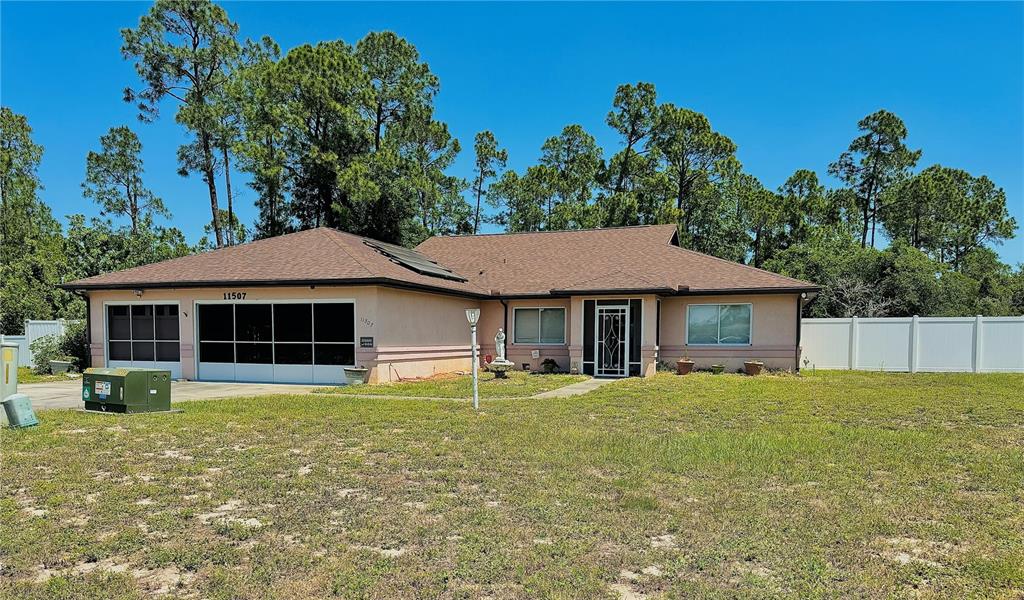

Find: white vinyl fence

[0,320,73,367]
[801,316,1024,373]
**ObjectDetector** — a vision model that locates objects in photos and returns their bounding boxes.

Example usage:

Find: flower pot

[343,367,369,385]
[49,360,72,375]
[710,364,725,375]
[676,359,695,375]
[743,361,765,376]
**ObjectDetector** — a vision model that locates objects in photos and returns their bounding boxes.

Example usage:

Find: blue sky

[2,1,1022,263]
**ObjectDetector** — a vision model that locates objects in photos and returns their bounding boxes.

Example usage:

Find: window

[107,304,180,362]
[513,308,565,344]
[686,304,751,345]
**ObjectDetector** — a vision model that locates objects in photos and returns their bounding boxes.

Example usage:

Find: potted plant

[676,357,695,375]
[343,366,369,385]
[743,360,765,376]
[49,357,74,375]
[540,358,558,373]
[710,364,725,375]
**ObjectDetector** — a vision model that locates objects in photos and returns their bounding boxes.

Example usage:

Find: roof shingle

[416,225,815,296]
[65,225,816,297]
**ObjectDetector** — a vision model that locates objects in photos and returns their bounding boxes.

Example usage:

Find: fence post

[909,315,919,373]
[973,315,984,373]
[848,316,859,370]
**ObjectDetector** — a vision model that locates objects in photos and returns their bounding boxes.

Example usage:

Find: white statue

[495,328,507,361]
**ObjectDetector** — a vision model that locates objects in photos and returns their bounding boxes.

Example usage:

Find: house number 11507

[223,291,247,300]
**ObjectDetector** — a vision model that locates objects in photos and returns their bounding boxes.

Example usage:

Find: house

[62,225,818,384]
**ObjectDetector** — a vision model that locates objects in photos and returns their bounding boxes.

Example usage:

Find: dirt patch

[650,534,676,549]
[609,582,647,599]
[33,557,130,583]
[877,536,957,568]
[159,449,193,460]
[197,499,244,522]
[353,545,407,558]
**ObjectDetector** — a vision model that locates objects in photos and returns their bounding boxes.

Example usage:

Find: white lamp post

[465,308,481,410]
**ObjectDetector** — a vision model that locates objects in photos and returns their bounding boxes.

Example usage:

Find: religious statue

[488,327,513,378]
[495,328,507,361]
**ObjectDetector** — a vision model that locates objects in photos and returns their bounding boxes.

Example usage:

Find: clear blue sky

[3,1,1022,263]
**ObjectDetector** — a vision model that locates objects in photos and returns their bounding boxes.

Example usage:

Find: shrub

[28,321,88,374]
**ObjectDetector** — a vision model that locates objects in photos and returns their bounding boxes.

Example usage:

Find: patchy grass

[2,371,1023,598]
[314,370,588,398]
[17,366,81,384]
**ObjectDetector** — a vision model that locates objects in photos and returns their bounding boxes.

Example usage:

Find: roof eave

[60,277,492,300]
[675,286,820,296]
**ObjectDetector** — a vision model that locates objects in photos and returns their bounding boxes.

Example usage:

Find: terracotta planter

[676,359,695,375]
[743,361,765,376]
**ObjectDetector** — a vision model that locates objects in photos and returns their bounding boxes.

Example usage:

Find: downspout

[499,298,509,336]
[795,293,803,372]
[73,290,91,368]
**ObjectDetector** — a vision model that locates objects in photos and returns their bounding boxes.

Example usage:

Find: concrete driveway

[19,380,318,411]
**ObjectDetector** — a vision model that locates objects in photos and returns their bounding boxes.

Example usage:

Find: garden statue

[495,328,507,361]
[488,328,514,378]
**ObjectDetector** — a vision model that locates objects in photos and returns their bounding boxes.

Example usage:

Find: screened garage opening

[106,303,182,378]
[196,302,355,384]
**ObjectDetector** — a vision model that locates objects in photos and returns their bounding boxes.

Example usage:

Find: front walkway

[530,377,616,398]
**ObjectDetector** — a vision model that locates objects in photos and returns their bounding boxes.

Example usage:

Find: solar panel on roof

[364,240,468,282]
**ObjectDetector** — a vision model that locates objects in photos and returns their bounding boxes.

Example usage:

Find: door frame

[595,302,630,378]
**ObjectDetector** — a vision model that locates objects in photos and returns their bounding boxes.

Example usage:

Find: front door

[596,304,629,377]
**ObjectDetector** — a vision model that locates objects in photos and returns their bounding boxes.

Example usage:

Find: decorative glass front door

[596,305,629,377]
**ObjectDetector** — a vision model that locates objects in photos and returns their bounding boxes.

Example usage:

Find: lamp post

[465,308,480,410]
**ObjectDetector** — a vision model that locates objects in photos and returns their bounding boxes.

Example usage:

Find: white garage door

[106,303,182,379]
[196,301,355,384]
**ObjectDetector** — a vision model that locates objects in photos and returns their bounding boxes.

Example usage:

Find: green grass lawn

[314,370,588,398]
[17,366,81,384]
[2,371,1022,599]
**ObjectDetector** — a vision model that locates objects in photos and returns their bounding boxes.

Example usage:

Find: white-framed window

[686,303,752,345]
[513,307,566,345]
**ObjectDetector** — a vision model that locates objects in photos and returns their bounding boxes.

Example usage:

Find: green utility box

[83,368,171,413]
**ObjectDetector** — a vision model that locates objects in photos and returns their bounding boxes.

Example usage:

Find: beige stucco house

[63,225,818,384]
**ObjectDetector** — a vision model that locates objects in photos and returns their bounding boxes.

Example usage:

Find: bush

[28,321,88,374]
[29,334,62,375]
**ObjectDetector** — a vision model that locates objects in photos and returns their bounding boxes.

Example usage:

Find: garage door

[196,302,355,384]
[106,304,182,379]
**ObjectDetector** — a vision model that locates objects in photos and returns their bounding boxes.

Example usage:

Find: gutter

[62,278,819,303]
[71,289,91,368]
[59,277,493,301]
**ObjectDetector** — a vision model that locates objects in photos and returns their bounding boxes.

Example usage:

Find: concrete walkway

[20,380,317,411]
[530,377,617,398]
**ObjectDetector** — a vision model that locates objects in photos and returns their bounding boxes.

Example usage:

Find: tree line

[1,0,1021,333]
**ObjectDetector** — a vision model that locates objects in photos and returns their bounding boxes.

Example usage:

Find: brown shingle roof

[65,224,816,297]
[416,225,816,296]
[63,228,490,297]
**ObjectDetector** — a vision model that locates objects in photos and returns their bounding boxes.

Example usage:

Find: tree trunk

[126,182,138,235]
[222,144,234,245]
[374,103,384,152]
[201,132,223,248]
[860,199,869,248]
[472,180,483,234]
[613,139,634,195]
